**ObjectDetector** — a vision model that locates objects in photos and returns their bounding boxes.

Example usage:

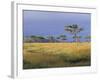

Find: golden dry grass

[23,42,91,69]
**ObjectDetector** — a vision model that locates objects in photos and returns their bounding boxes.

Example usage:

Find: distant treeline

[24,35,90,43]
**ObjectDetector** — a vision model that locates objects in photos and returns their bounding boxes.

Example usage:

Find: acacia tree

[57,35,67,42]
[64,24,83,42]
[47,36,56,42]
[30,35,45,42]
[30,35,37,42]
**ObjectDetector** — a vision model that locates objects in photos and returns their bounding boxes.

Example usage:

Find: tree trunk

[74,34,77,42]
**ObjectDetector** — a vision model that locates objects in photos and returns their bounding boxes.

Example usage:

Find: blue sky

[23,10,91,41]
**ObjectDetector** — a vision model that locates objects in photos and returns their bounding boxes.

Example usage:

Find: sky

[23,10,91,41]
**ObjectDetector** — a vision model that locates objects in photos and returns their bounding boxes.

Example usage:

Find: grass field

[23,42,91,69]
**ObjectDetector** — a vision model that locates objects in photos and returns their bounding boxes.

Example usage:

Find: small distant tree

[47,36,56,42]
[57,35,67,42]
[30,35,37,42]
[37,36,45,40]
[64,24,83,42]
[30,35,45,42]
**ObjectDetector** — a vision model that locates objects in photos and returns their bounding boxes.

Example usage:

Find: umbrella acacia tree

[64,24,83,42]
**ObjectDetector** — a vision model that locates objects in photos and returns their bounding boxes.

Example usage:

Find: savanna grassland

[23,42,91,69]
